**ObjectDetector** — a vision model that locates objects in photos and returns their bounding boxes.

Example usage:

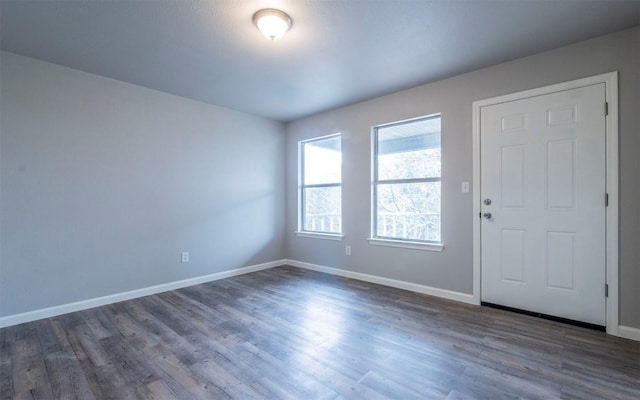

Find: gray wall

[285,27,640,328]
[0,52,285,317]
[2,27,638,329]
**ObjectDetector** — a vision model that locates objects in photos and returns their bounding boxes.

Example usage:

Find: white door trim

[472,72,619,336]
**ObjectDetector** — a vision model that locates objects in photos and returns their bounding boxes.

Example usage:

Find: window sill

[367,238,444,252]
[296,231,344,241]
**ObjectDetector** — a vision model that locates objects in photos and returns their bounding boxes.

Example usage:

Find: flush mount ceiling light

[253,8,292,40]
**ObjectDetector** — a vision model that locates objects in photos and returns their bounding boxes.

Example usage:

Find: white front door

[480,83,607,326]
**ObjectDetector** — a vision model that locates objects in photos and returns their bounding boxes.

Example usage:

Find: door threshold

[481,302,605,332]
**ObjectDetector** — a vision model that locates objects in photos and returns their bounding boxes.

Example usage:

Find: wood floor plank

[146,344,230,400]
[358,370,434,400]
[43,349,97,400]
[121,301,202,367]
[0,359,14,399]
[98,334,157,389]
[454,363,562,400]
[12,334,55,399]
[143,379,179,400]
[1,265,638,399]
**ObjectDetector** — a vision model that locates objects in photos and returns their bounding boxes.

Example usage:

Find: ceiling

[1,1,639,122]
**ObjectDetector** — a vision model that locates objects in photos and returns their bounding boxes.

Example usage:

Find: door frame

[472,72,619,336]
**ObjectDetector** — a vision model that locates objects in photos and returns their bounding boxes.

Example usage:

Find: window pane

[376,182,441,242]
[304,136,342,185]
[377,117,441,180]
[378,147,441,180]
[304,186,342,234]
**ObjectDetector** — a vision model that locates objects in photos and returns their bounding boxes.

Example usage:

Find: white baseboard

[0,259,286,328]
[5,258,636,342]
[286,259,477,305]
[617,325,640,342]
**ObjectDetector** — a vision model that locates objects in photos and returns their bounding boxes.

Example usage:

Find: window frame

[370,114,443,251]
[297,133,343,240]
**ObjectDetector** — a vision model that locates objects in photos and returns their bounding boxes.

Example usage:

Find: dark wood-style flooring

[1,265,638,399]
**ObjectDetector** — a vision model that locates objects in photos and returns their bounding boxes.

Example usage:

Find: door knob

[483,198,492,205]
[483,212,492,219]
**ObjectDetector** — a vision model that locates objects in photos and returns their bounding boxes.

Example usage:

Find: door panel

[500,229,525,282]
[481,83,606,326]
[546,139,575,208]
[546,231,575,290]
[501,146,525,208]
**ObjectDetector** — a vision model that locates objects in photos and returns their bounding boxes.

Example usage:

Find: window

[299,134,342,236]
[371,115,441,248]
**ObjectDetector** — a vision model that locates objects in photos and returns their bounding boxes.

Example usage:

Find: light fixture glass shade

[253,9,292,40]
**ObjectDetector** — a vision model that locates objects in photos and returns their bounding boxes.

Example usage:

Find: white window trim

[296,231,344,241]
[298,133,343,236]
[368,237,444,252]
[371,113,443,245]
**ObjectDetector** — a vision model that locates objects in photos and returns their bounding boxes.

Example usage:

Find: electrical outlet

[345,246,351,256]
[181,252,189,263]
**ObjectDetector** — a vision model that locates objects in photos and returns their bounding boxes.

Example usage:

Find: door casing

[472,72,619,336]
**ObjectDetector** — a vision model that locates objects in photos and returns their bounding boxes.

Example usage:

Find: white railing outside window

[304,214,342,234]
[377,213,440,242]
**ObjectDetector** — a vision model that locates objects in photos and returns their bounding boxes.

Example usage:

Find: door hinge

[605,193,609,207]
[605,283,609,298]
[605,102,609,116]
[479,212,482,219]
